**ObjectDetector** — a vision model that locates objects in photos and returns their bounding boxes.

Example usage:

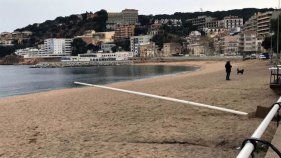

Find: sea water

[0,65,197,98]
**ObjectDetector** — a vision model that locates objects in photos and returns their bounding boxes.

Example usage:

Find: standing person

[225,61,232,80]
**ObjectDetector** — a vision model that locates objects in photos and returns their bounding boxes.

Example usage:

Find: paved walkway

[265,123,281,158]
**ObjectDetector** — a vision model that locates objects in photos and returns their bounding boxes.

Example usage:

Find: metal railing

[237,97,281,158]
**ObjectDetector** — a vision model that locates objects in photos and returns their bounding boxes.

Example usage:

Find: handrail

[236,97,281,158]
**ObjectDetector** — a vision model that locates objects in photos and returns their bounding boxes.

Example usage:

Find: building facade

[238,31,258,52]
[243,11,273,37]
[139,42,158,58]
[222,16,243,29]
[221,35,239,55]
[107,9,138,26]
[162,43,182,57]
[130,35,152,56]
[92,31,115,45]
[122,9,138,24]
[44,38,72,55]
[187,16,215,30]
[114,24,135,40]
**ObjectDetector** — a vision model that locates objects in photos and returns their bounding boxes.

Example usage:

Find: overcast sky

[0,0,277,32]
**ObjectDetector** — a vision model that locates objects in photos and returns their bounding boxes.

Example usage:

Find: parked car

[243,54,256,60]
[250,54,257,59]
[259,53,270,59]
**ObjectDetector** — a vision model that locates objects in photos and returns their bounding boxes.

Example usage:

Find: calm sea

[0,65,197,98]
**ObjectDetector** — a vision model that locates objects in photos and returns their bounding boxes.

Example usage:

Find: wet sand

[0,60,278,158]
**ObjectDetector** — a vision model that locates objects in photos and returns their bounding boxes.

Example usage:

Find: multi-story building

[162,43,182,57]
[114,24,135,40]
[92,31,115,45]
[238,31,258,53]
[243,11,273,37]
[122,9,138,24]
[187,43,208,56]
[107,9,138,26]
[75,31,115,45]
[44,38,72,55]
[221,35,239,55]
[222,16,243,29]
[148,28,164,36]
[15,48,47,57]
[107,12,123,24]
[0,40,13,46]
[187,16,215,30]
[0,32,12,40]
[186,31,212,56]
[0,31,32,45]
[139,42,158,58]
[130,35,152,56]
[204,20,220,28]
[243,15,257,32]
[257,11,273,37]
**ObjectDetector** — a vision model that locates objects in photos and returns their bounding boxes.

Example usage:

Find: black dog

[237,68,244,75]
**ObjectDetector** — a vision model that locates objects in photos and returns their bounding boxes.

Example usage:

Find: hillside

[15,10,108,45]
[151,8,274,21]
[0,8,275,58]
[15,8,274,44]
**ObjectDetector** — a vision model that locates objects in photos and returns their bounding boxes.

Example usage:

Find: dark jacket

[225,62,232,72]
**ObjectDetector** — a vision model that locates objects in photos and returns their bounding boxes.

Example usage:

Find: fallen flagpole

[74,81,248,116]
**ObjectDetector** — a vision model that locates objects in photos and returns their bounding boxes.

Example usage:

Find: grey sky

[0,0,276,32]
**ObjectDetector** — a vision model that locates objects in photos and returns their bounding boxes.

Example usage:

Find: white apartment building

[222,16,243,29]
[130,35,152,56]
[243,11,273,37]
[238,31,260,52]
[257,11,273,37]
[44,38,72,55]
[15,48,48,58]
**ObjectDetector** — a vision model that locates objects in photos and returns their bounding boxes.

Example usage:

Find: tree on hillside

[152,33,184,49]
[139,15,152,26]
[115,39,130,51]
[87,43,100,52]
[135,27,148,36]
[71,38,87,56]
[93,9,108,32]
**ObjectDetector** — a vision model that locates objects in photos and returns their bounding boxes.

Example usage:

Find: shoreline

[0,60,278,158]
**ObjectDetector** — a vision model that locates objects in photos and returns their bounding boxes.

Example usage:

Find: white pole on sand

[74,81,248,116]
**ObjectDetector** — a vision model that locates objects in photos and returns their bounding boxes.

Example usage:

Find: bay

[0,65,197,98]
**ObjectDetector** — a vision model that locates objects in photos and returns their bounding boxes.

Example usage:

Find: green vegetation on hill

[151,8,274,21]
[16,10,108,46]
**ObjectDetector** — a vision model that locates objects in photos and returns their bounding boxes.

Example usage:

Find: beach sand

[0,60,279,158]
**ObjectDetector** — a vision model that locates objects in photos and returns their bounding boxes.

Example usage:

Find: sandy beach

[0,60,279,158]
